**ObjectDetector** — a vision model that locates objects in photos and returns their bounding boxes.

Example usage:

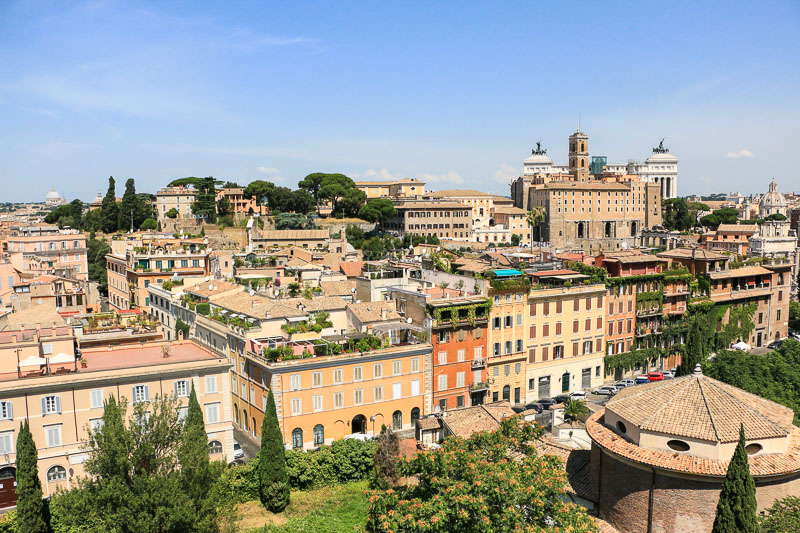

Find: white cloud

[725,149,754,159]
[420,171,463,185]
[492,163,518,185]
[256,166,279,174]
[363,168,401,180]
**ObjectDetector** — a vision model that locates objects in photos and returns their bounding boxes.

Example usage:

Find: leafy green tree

[87,233,112,295]
[678,318,703,376]
[140,218,157,230]
[243,180,275,207]
[68,198,84,227]
[346,224,366,249]
[338,187,367,217]
[317,174,364,217]
[15,420,47,533]
[760,496,800,532]
[298,173,328,213]
[364,416,596,532]
[358,198,397,225]
[712,426,757,533]
[662,198,694,231]
[191,177,218,222]
[166,207,179,219]
[511,233,521,246]
[258,389,290,512]
[101,176,119,233]
[82,206,103,232]
[265,186,294,212]
[178,384,220,531]
[371,427,400,490]
[361,236,387,260]
[275,212,316,230]
[764,213,787,221]
[222,181,241,188]
[216,196,232,217]
[175,318,190,339]
[119,178,139,231]
[288,189,315,214]
[700,207,739,230]
[527,206,546,240]
[790,300,800,330]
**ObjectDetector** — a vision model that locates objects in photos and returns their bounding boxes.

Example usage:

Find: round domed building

[586,365,800,533]
[45,187,65,206]
[759,179,788,219]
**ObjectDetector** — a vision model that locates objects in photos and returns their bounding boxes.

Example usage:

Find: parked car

[635,375,651,385]
[661,370,675,379]
[511,405,526,414]
[648,372,665,382]
[593,385,618,396]
[569,391,587,400]
[613,381,630,390]
[617,378,636,387]
[525,403,544,414]
[789,329,800,340]
[553,394,570,405]
[233,440,244,459]
[768,339,785,350]
[536,398,555,410]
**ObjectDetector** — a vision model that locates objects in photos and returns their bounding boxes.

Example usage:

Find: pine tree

[100,176,119,234]
[258,389,290,512]
[119,178,138,231]
[178,383,217,530]
[712,425,758,533]
[678,319,701,376]
[15,420,47,533]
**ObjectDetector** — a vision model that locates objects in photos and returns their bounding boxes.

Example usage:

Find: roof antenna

[577,112,581,133]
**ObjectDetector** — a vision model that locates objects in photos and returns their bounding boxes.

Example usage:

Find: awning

[49,353,76,364]
[19,356,47,367]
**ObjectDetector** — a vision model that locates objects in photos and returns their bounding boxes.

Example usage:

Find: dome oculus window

[616,421,627,434]
[745,443,762,455]
[667,439,690,452]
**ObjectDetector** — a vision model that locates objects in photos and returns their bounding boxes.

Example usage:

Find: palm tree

[455,280,464,295]
[563,398,589,422]
[526,207,546,243]
[287,282,301,297]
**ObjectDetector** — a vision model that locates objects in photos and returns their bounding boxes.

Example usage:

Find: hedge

[286,438,376,490]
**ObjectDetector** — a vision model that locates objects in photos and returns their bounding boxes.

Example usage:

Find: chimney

[381,308,387,321]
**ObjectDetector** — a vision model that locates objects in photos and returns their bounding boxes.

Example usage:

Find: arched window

[605,222,612,237]
[502,385,510,401]
[47,465,67,482]
[577,222,585,239]
[208,440,223,455]
[411,407,420,426]
[243,411,249,431]
[292,428,303,449]
[313,424,324,446]
[630,221,638,236]
[234,405,239,424]
[252,417,257,436]
[392,410,402,430]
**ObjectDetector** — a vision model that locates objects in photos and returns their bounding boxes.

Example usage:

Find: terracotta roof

[530,269,578,277]
[347,301,401,324]
[657,247,728,260]
[717,224,758,233]
[417,417,441,430]
[455,260,491,273]
[588,411,800,478]
[339,261,364,278]
[440,402,515,439]
[255,230,328,240]
[186,280,241,298]
[282,296,347,312]
[601,252,668,265]
[533,437,595,501]
[708,265,772,280]
[606,373,791,443]
[319,280,356,297]
[493,207,526,215]
[2,306,66,330]
[210,293,306,319]
[425,189,494,198]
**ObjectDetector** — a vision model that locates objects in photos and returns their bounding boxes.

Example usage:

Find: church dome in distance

[759,179,787,217]
[46,188,61,200]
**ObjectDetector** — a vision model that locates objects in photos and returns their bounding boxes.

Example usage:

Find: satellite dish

[407,317,412,324]
[621,242,629,250]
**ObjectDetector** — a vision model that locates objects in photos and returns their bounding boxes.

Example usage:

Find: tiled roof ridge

[701,377,789,440]
[636,377,698,429]
[696,377,722,442]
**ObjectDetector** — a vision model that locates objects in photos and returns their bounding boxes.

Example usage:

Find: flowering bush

[362,417,597,532]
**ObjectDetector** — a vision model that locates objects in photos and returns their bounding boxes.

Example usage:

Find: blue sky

[1,0,798,202]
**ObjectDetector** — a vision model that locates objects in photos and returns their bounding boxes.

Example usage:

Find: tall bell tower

[569,124,589,181]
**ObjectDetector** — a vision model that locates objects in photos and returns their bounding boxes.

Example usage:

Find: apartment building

[525,271,606,402]
[487,271,529,405]
[0,339,233,508]
[215,187,267,217]
[385,201,473,240]
[707,263,791,347]
[699,224,758,255]
[424,189,513,222]
[657,247,729,276]
[10,275,98,314]
[355,178,425,199]
[491,206,531,245]
[155,186,197,223]
[6,227,88,281]
[106,249,211,310]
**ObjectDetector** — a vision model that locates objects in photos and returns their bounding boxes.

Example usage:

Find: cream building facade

[155,186,198,223]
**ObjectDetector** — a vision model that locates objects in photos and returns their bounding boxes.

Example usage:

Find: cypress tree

[712,425,758,533]
[258,389,290,512]
[178,383,216,529]
[678,319,701,376]
[15,420,47,533]
[119,178,138,231]
[100,176,119,234]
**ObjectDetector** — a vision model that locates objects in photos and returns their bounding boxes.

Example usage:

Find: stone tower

[569,127,589,181]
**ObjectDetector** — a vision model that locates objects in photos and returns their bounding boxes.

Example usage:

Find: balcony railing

[636,308,662,317]
[471,358,486,369]
[469,381,489,392]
